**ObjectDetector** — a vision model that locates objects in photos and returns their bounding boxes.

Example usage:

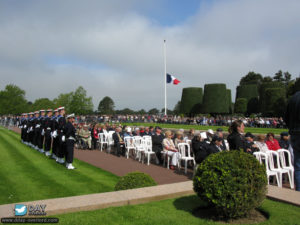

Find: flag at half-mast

[166,73,181,85]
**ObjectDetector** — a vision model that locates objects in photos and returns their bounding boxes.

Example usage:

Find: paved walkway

[75,149,192,185]
[0,181,299,218]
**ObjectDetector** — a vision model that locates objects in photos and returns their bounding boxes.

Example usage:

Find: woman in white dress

[163,130,181,170]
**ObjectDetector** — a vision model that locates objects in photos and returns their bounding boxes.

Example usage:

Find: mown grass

[0,128,119,205]
[52,195,300,225]
[122,122,288,135]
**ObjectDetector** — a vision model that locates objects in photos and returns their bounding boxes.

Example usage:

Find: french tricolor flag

[166,73,181,85]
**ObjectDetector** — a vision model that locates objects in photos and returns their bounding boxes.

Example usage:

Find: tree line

[1,70,299,116]
[179,70,300,117]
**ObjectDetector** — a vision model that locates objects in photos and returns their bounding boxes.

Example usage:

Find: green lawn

[122,122,288,135]
[0,128,119,205]
[52,195,300,225]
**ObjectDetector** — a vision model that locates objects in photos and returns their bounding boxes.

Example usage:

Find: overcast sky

[1,0,300,111]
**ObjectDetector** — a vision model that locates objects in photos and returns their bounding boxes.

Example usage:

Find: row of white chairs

[124,136,155,165]
[254,149,294,189]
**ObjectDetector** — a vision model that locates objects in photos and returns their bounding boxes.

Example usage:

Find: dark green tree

[98,96,115,115]
[148,108,159,115]
[0,84,28,115]
[264,88,286,116]
[239,71,263,85]
[115,108,134,114]
[234,98,247,114]
[137,109,146,115]
[273,70,284,82]
[263,76,273,82]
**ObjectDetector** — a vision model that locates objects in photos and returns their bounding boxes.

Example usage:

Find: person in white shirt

[255,134,269,153]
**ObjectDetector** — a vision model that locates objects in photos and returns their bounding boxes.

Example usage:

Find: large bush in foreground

[115,172,157,191]
[193,150,267,219]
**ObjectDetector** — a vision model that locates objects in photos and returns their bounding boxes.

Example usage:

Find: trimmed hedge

[259,82,285,114]
[236,84,259,101]
[226,89,233,114]
[115,171,157,191]
[202,83,229,114]
[265,88,286,116]
[180,87,203,115]
[234,98,247,114]
[193,150,267,219]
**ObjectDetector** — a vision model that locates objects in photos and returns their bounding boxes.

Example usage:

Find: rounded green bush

[115,171,157,191]
[193,150,267,219]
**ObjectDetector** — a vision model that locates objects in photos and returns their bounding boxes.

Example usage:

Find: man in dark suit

[208,136,223,156]
[244,132,259,154]
[113,126,124,157]
[216,128,227,150]
[151,126,165,164]
[279,132,290,149]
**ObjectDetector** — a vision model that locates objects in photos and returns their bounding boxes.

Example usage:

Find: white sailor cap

[54,108,58,112]
[29,112,34,115]
[34,111,39,114]
[67,113,75,119]
[47,109,53,112]
[40,109,45,112]
[58,106,65,111]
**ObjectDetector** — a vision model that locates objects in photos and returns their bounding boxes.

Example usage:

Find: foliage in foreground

[193,150,267,219]
[115,171,157,191]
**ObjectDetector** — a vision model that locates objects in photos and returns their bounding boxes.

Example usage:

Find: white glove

[36,124,40,128]
[24,125,27,128]
[20,125,23,129]
[53,130,57,138]
[41,129,45,136]
[62,135,65,142]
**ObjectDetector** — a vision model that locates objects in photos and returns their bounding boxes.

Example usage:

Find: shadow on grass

[173,195,269,224]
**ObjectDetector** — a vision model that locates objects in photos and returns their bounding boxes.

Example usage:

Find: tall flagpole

[164,40,167,116]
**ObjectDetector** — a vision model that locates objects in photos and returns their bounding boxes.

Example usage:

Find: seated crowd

[73,120,292,171]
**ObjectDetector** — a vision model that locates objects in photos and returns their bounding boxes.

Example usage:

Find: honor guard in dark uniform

[65,113,76,169]
[28,112,35,147]
[57,106,66,164]
[33,111,40,150]
[38,109,46,153]
[51,109,59,160]
[22,113,29,145]
[20,113,27,143]
[43,109,53,156]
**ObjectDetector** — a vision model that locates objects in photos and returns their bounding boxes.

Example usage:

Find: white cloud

[0,0,300,111]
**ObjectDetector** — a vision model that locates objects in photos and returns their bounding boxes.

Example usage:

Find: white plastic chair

[143,138,155,165]
[277,149,294,189]
[98,133,108,151]
[162,150,171,169]
[178,143,196,174]
[124,136,136,159]
[267,151,290,188]
[254,152,280,187]
[134,136,145,161]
